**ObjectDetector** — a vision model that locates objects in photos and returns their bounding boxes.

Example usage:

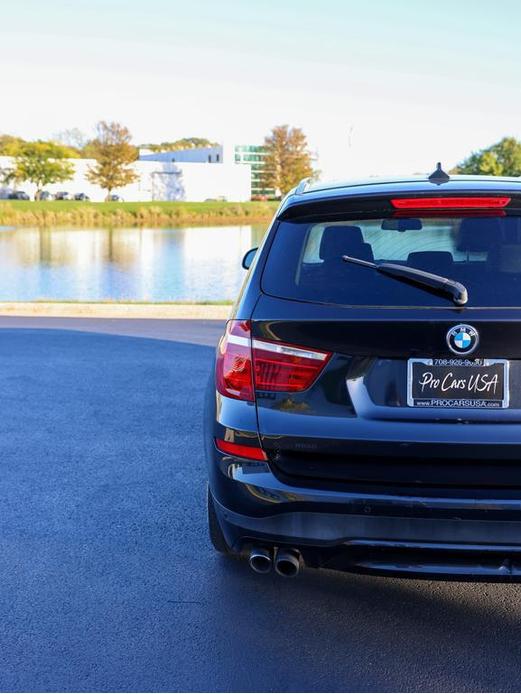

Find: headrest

[319,225,365,261]
[407,251,454,273]
[456,217,502,252]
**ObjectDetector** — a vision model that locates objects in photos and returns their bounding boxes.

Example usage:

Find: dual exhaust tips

[249,546,301,578]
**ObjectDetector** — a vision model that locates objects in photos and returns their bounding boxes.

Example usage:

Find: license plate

[407,358,509,408]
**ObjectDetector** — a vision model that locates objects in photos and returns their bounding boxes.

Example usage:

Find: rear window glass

[262,216,521,307]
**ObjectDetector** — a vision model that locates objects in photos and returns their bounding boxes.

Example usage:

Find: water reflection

[0,225,267,301]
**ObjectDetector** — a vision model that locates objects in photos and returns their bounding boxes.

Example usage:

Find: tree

[260,125,315,197]
[141,137,217,152]
[0,163,16,188]
[0,134,26,156]
[10,142,75,199]
[452,137,521,176]
[86,121,138,200]
[52,128,88,153]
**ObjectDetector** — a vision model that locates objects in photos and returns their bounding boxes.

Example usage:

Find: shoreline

[0,301,232,320]
[0,200,278,228]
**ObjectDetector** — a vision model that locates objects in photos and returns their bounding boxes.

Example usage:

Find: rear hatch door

[253,199,521,488]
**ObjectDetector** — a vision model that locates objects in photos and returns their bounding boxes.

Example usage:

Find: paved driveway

[1,320,521,692]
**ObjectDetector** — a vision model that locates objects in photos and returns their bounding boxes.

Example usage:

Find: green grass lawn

[0,200,279,227]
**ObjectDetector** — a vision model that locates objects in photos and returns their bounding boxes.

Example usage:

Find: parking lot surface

[1,320,521,692]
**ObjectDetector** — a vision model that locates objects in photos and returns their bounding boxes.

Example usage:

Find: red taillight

[216,320,254,401]
[391,196,511,210]
[252,339,331,392]
[216,321,332,398]
[215,438,267,461]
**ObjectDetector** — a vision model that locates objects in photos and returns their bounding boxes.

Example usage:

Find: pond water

[0,225,267,302]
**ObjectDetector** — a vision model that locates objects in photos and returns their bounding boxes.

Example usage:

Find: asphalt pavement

[1,319,521,692]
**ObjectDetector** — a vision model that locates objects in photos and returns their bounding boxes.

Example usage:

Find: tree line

[451,137,521,176]
[6,123,518,202]
[0,122,138,201]
[0,131,217,159]
[0,122,317,201]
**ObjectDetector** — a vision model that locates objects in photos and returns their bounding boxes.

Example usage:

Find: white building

[140,144,273,198]
[0,154,251,202]
[139,144,232,164]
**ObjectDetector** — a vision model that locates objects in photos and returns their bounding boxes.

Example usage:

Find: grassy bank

[0,200,279,228]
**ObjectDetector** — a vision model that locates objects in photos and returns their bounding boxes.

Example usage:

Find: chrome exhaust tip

[248,546,272,574]
[274,548,301,578]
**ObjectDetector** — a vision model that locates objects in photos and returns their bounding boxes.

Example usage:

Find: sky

[1,0,521,180]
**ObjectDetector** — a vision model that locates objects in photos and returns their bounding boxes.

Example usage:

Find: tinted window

[262,216,521,307]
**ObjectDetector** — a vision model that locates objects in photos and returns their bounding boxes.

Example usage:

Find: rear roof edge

[278,175,521,220]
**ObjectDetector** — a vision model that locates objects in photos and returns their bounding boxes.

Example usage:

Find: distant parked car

[39,191,53,201]
[74,193,90,201]
[8,191,30,200]
[54,192,70,201]
[108,194,123,202]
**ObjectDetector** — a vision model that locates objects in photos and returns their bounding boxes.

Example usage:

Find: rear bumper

[215,497,521,579]
[211,455,521,579]
[215,497,521,546]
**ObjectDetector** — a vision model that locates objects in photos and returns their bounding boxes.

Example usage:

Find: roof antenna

[428,162,450,184]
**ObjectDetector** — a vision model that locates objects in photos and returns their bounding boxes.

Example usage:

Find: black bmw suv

[206,167,521,580]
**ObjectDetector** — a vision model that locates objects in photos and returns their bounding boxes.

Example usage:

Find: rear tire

[207,487,231,554]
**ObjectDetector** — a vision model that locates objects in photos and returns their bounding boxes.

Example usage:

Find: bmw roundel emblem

[446,324,479,356]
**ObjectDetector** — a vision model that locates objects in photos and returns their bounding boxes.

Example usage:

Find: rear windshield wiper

[341,255,468,306]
